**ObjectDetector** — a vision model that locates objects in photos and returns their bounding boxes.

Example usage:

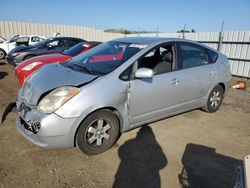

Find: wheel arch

[218,82,225,92]
[24,54,36,60]
[73,106,123,147]
[0,47,6,53]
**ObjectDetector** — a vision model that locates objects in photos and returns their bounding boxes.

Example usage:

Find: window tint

[138,45,173,75]
[63,39,80,48]
[207,49,218,63]
[179,43,208,69]
[63,42,90,56]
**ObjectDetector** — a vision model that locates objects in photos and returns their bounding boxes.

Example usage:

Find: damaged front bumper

[16,102,78,149]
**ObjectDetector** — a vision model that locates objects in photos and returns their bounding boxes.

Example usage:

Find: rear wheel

[202,85,224,113]
[0,49,6,59]
[77,110,120,155]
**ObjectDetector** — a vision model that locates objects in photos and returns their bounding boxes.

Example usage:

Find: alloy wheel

[86,119,111,146]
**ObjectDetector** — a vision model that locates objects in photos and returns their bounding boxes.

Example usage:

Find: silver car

[16,37,231,155]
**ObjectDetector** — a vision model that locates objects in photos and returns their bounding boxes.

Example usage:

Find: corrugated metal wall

[0,21,124,42]
[127,31,250,78]
[0,21,249,78]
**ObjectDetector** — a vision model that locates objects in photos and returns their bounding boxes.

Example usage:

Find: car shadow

[178,143,242,188]
[113,125,167,188]
[0,72,8,80]
[0,62,6,66]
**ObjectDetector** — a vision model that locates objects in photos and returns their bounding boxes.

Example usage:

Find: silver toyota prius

[16,37,231,155]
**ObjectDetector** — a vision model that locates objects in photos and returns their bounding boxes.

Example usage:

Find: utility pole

[218,21,224,51]
[156,25,159,37]
[182,24,186,39]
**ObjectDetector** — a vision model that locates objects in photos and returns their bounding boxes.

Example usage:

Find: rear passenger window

[64,39,80,48]
[207,49,218,63]
[179,43,208,69]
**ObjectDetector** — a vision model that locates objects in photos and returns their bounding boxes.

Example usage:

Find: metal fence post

[217,21,224,52]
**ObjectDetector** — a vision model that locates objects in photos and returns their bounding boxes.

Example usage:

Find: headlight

[37,86,80,114]
[22,62,43,71]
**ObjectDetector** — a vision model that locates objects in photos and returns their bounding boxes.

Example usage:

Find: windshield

[65,41,146,75]
[30,38,52,48]
[63,42,89,56]
[9,35,19,42]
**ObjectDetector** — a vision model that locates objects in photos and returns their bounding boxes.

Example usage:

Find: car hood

[12,45,32,52]
[16,53,71,70]
[22,63,98,106]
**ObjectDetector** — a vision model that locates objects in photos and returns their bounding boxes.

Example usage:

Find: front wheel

[0,49,6,59]
[202,85,224,113]
[76,110,120,155]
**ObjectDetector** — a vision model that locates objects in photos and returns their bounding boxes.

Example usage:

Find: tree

[177,29,196,33]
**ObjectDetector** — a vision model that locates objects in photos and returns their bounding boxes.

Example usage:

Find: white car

[0,35,45,59]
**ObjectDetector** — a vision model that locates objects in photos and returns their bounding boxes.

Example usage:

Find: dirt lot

[0,60,250,188]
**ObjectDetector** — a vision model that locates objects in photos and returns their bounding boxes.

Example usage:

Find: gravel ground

[0,60,249,188]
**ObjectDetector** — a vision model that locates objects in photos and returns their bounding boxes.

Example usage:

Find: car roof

[47,36,85,41]
[18,35,44,38]
[112,37,218,52]
[112,37,173,44]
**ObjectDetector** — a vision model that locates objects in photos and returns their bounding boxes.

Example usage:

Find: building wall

[0,21,124,42]
[0,21,249,77]
[127,31,250,78]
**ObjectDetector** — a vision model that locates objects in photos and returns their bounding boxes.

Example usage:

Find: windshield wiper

[66,63,92,74]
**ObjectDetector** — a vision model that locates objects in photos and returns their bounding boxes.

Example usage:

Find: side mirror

[135,68,153,79]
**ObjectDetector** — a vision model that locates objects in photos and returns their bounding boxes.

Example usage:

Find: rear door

[177,42,217,101]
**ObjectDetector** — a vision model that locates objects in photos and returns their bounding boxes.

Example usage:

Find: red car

[15,41,95,85]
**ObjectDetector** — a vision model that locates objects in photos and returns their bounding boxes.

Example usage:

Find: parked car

[15,41,100,85]
[0,36,6,43]
[0,35,44,59]
[16,37,231,155]
[6,37,85,66]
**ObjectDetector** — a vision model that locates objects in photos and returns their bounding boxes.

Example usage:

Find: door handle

[209,71,215,76]
[171,78,179,85]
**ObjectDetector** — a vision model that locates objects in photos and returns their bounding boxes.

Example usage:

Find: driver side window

[45,40,59,48]
[138,44,174,75]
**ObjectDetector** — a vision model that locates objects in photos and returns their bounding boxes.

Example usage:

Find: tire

[202,85,224,113]
[24,55,35,60]
[77,110,120,155]
[0,49,6,59]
